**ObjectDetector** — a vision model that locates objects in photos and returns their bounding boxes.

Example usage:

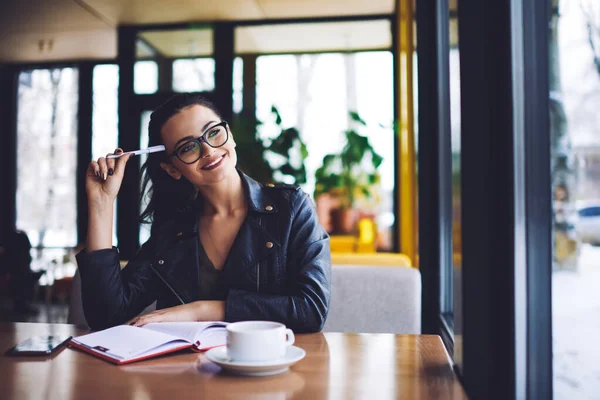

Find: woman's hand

[126,301,226,327]
[85,148,132,207]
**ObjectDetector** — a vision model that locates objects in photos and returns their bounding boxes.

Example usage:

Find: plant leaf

[300,142,309,159]
[349,111,367,125]
[372,153,384,169]
[279,163,296,176]
[271,105,282,125]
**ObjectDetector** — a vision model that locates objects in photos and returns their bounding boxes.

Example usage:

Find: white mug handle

[285,329,295,347]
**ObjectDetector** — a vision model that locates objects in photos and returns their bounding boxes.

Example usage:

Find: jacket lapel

[150,210,201,304]
[222,172,282,289]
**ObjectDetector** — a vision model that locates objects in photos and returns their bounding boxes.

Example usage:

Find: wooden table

[0,323,467,400]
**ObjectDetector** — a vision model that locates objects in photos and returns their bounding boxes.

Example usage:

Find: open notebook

[69,321,228,365]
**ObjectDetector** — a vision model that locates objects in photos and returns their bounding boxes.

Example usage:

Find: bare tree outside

[172,58,215,92]
[581,0,600,77]
[16,68,78,251]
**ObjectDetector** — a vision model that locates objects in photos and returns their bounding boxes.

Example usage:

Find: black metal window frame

[417,0,553,398]
[416,0,453,344]
[0,61,102,249]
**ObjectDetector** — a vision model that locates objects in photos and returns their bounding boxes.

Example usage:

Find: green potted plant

[314,111,383,234]
[233,106,308,185]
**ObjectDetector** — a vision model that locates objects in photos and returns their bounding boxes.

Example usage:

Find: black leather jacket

[76,172,331,333]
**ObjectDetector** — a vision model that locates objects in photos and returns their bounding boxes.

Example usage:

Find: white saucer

[205,346,306,376]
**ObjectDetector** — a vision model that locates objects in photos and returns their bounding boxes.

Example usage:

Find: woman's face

[159,104,237,186]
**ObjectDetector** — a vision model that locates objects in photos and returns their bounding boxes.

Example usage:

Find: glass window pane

[139,111,152,246]
[138,29,213,58]
[16,68,78,248]
[134,61,158,94]
[255,51,395,251]
[92,64,119,158]
[172,58,215,92]
[92,64,119,245]
[233,57,243,114]
[236,20,391,54]
[552,1,600,398]
[449,10,463,369]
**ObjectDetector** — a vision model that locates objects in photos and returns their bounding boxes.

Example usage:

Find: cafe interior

[0,0,567,399]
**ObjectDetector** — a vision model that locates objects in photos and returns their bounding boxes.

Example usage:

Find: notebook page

[124,341,192,362]
[143,322,227,343]
[194,328,228,350]
[72,325,189,360]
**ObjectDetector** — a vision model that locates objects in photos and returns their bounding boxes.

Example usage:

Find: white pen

[107,145,166,159]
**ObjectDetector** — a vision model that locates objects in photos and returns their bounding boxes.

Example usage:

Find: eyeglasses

[170,121,229,164]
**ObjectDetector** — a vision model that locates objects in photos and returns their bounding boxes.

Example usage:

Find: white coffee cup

[226,321,295,362]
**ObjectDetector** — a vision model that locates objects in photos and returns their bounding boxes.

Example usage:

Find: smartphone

[7,335,72,356]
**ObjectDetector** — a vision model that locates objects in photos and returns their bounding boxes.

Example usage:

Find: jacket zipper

[149,262,186,305]
[256,262,260,293]
[256,216,261,293]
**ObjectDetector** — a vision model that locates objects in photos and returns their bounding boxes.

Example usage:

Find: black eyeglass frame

[169,120,229,164]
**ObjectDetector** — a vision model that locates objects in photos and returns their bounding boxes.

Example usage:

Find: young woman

[77,94,331,333]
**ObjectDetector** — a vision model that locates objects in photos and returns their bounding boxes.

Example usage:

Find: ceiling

[0,0,394,62]
[0,0,458,62]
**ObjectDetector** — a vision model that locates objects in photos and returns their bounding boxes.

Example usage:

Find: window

[233,57,243,114]
[138,27,214,93]
[139,111,152,246]
[16,68,78,248]
[552,1,600,398]
[92,64,119,159]
[173,58,215,92]
[92,64,119,245]
[16,68,78,283]
[134,61,158,94]
[449,10,462,366]
[255,51,395,251]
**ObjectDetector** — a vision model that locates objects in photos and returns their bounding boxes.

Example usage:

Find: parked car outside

[575,201,600,245]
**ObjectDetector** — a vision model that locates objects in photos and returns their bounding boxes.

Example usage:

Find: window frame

[416,0,454,349]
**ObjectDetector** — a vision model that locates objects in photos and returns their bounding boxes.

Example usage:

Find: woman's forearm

[127,301,227,326]
[86,200,114,252]
[195,301,226,321]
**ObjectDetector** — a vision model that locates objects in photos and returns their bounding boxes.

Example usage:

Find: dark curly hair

[140,94,222,236]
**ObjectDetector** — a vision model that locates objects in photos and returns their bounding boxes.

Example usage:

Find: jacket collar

[239,170,279,215]
[157,169,281,281]
[169,169,278,236]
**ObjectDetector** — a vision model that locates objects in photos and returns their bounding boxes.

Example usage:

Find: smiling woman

[76,93,332,333]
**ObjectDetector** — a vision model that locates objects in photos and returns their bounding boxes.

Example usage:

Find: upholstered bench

[323,265,421,334]
[69,264,421,334]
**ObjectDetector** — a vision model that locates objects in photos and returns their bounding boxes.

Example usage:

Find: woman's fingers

[97,157,108,181]
[130,310,170,327]
[114,152,132,177]
[105,153,116,177]
[132,315,153,327]
[87,161,100,179]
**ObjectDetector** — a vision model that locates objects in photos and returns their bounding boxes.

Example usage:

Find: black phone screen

[8,335,72,356]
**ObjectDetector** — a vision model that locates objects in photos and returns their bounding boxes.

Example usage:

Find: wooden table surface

[0,323,468,400]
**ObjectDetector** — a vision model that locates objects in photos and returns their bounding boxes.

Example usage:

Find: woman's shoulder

[259,182,317,218]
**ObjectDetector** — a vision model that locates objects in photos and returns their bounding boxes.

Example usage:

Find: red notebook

[69,321,228,365]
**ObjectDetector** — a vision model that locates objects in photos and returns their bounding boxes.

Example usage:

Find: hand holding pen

[85,146,166,206]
